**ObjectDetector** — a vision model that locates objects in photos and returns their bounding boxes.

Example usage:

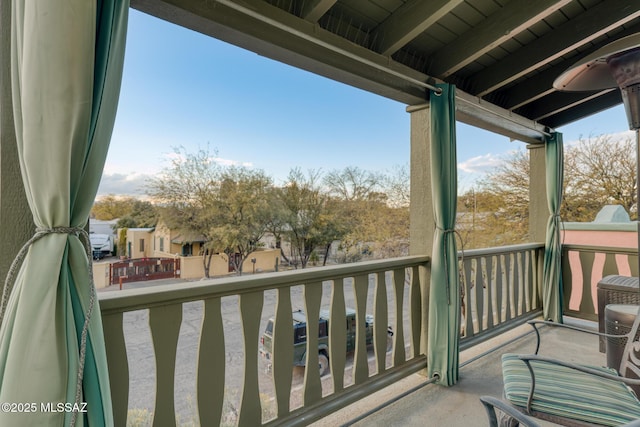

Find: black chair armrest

[527,320,631,355]
[479,396,541,427]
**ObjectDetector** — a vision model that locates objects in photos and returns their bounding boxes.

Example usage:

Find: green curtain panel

[427,83,460,386]
[542,132,564,323]
[0,1,129,425]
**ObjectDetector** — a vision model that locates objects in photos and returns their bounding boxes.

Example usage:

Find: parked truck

[90,233,114,260]
[260,308,393,376]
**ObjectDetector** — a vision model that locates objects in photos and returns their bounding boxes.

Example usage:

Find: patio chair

[480,396,640,427]
[486,308,640,426]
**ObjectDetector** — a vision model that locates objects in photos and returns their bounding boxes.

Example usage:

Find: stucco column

[528,144,548,243]
[0,0,33,285]
[407,103,433,362]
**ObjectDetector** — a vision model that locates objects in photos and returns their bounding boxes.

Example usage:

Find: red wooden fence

[110,258,180,285]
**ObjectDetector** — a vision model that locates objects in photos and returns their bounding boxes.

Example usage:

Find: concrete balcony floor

[313,319,604,427]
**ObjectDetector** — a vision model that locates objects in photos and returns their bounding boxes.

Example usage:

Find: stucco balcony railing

[562,244,639,321]
[98,244,545,426]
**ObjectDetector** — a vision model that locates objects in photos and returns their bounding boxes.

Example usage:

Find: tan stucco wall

[176,249,280,279]
[92,262,111,289]
[152,222,172,256]
[241,249,279,274]
[126,229,153,259]
[179,256,206,279]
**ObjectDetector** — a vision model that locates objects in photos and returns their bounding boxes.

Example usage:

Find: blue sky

[100,10,632,196]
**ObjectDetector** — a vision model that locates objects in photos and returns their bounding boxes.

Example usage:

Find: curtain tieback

[1,226,96,427]
[436,226,465,305]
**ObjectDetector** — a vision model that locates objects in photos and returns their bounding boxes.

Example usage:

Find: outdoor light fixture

[554,33,640,131]
[554,32,640,278]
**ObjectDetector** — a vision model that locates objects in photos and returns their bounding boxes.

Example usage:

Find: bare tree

[383,164,410,209]
[471,134,638,248]
[324,166,384,201]
[564,134,637,221]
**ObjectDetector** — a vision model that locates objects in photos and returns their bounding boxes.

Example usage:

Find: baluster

[561,248,573,313]
[330,279,346,393]
[303,282,323,406]
[603,252,619,277]
[513,252,522,317]
[496,255,504,325]
[409,266,422,359]
[353,274,369,384]
[517,251,524,316]
[149,304,183,427]
[485,256,494,329]
[475,257,484,333]
[272,288,293,417]
[102,312,129,427]
[578,251,595,315]
[504,253,513,321]
[392,268,406,366]
[631,254,639,276]
[462,258,474,337]
[523,250,531,312]
[374,271,389,374]
[238,292,264,427]
[197,298,225,427]
[533,248,541,309]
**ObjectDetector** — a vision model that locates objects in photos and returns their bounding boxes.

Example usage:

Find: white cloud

[564,129,635,147]
[158,152,253,168]
[97,172,152,197]
[97,153,254,198]
[211,157,253,168]
[458,153,505,174]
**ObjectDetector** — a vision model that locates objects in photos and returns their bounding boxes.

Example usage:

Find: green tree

[114,199,158,229]
[277,169,339,269]
[475,149,530,247]
[148,146,273,277]
[91,195,135,220]
[147,146,223,278]
[324,166,409,261]
[208,167,272,274]
[263,187,293,265]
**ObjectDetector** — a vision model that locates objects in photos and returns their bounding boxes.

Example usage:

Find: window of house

[139,239,145,252]
[159,237,164,252]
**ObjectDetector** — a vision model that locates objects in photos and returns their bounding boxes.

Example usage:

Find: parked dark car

[260,308,393,376]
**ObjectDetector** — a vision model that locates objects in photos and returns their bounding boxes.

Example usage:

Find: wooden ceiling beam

[427,0,570,78]
[469,0,640,97]
[371,0,464,56]
[301,0,336,23]
[540,91,623,128]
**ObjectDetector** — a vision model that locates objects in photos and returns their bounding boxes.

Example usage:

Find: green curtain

[542,132,564,322]
[427,83,460,386]
[0,1,129,425]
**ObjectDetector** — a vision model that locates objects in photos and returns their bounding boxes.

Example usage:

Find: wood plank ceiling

[131,0,640,141]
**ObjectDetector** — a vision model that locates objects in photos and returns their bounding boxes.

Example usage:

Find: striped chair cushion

[502,353,640,426]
